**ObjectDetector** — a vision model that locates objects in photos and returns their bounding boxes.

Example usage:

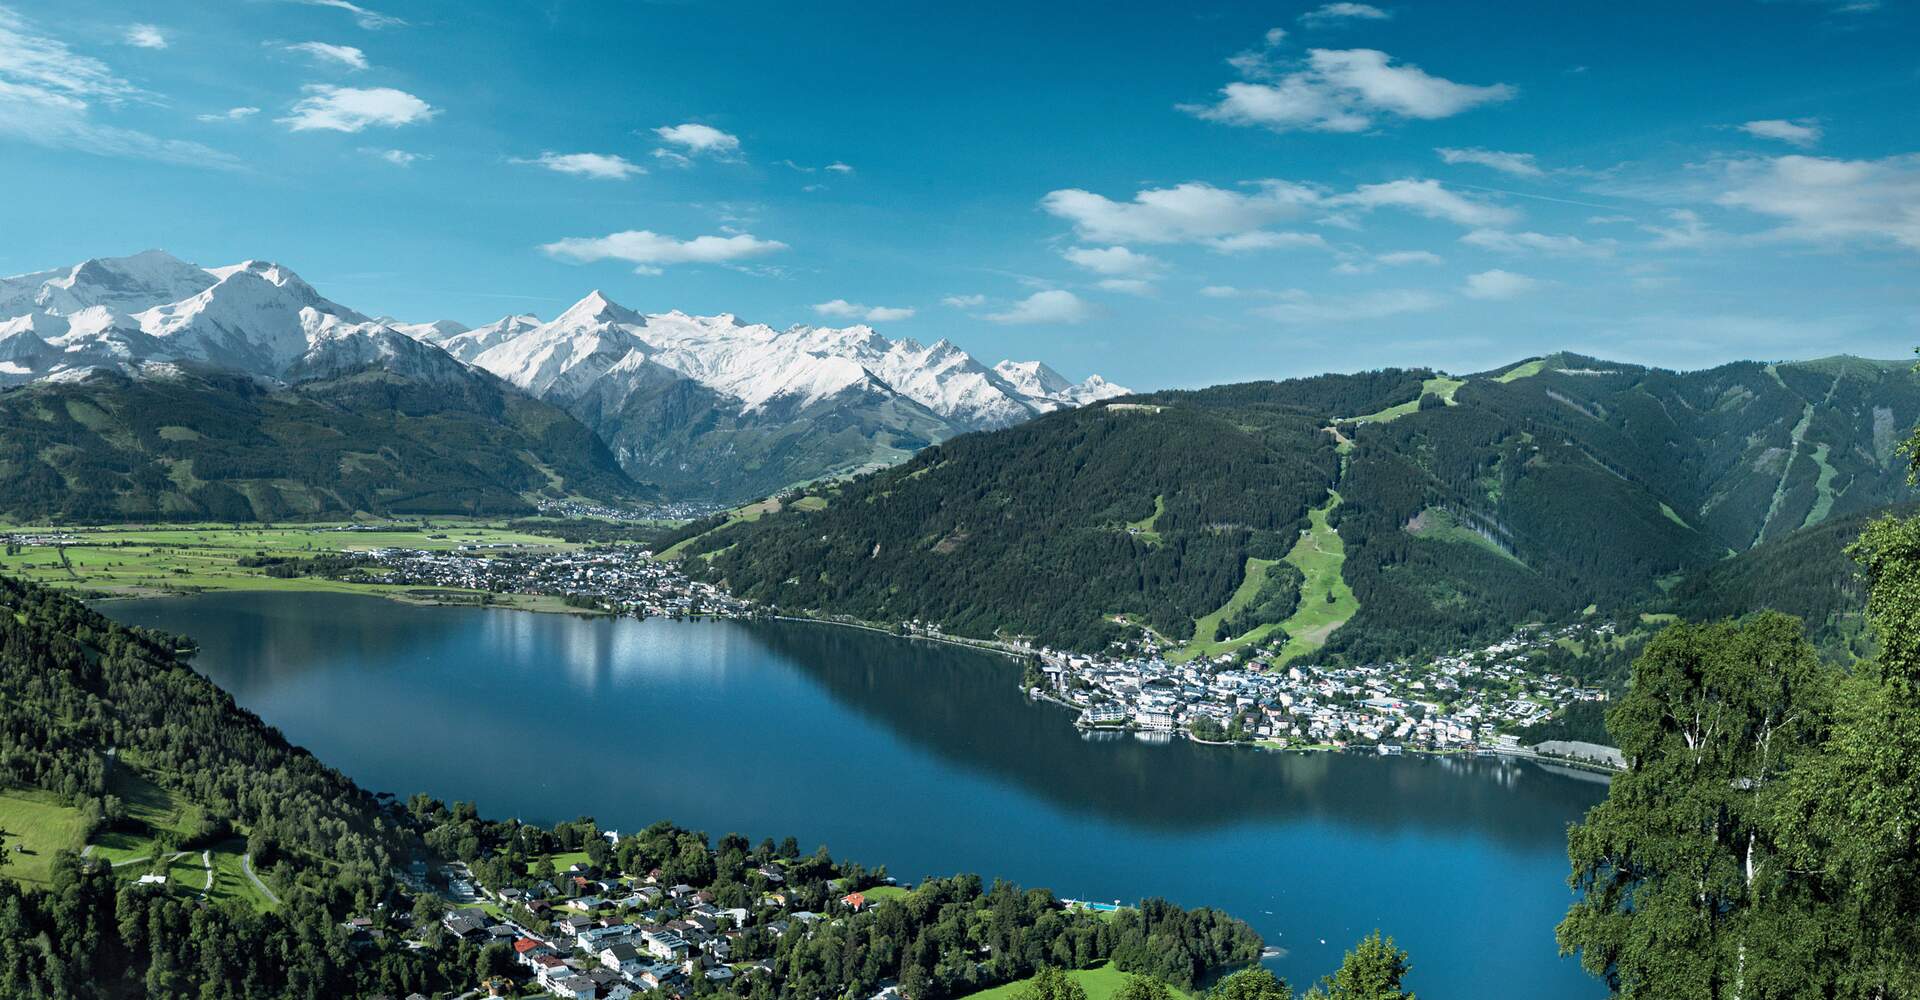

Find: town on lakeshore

[1,523,1623,770]
[393,845,898,1000]
[17,524,1624,774]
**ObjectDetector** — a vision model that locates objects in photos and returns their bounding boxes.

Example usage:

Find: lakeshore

[98,589,1609,999]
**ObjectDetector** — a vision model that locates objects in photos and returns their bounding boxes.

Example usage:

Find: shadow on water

[734,619,1601,844]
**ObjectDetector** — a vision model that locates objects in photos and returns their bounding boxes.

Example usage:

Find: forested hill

[0,365,649,523]
[681,353,1920,661]
[0,575,1268,998]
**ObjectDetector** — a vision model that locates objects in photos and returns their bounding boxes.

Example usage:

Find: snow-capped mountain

[461,291,1127,433]
[0,251,1129,502]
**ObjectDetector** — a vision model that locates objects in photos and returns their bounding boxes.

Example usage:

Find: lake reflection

[102,592,1605,1000]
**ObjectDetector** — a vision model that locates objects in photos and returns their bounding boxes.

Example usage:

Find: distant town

[1012,621,1618,765]
[347,541,1618,768]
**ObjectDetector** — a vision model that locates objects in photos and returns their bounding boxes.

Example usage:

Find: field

[0,789,89,885]
[1125,495,1166,546]
[960,963,1150,1000]
[1349,376,1467,424]
[657,494,827,560]
[1273,492,1359,664]
[0,520,579,605]
[1174,557,1283,663]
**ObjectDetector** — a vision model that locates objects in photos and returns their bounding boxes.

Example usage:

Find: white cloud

[1041,181,1319,244]
[1300,3,1391,24]
[1334,248,1445,273]
[292,0,403,30]
[653,122,741,161]
[1097,278,1155,295]
[518,151,644,181]
[197,106,260,122]
[1717,154,1920,250]
[123,24,167,49]
[1263,27,1288,45]
[1256,288,1445,324]
[1640,208,1715,249]
[1436,146,1543,178]
[987,289,1093,325]
[363,147,422,166]
[541,229,788,274]
[1207,230,1329,253]
[813,299,915,322]
[1183,46,1513,134]
[1062,245,1163,276]
[279,84,434,132]
[941,293,987,308]
[1460,228,1612,256]
[286,41,367,70]
[825,161,854,173]
[1200,285,1242,298]
[1043,177,1510,248]
[1739,118,1821,148]
[0,8,237,168]
[1333,179,1518,227]
[1462,268,1538,299]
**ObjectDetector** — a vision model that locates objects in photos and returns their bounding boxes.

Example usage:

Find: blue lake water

[101,591,1607,999]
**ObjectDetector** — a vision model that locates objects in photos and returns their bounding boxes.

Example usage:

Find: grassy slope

[1349,376,1467,424]
[0,789,89,885]
[960,963,1153,1000]
[1406,507,1524,566]
[1274,492,1359,664]
[1174,558,1282,663]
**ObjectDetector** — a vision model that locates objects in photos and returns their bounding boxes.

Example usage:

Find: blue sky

[1,0,1915,390]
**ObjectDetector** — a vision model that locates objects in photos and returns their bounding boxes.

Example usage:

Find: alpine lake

[100,591,1608,1000]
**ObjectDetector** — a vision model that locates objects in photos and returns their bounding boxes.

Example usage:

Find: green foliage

[692,401,1339,650]
[1207,966,1293,1000]
[1112,973,1175,1000]
[1559,614,1837,998]
[0,368,645,522]
[696,354,1920,659]
[1302,932,1414,1000]
[1019,967,1091,1000]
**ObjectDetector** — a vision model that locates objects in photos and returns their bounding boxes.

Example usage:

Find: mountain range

[0,251,1125,515]
[675,354,1920,662]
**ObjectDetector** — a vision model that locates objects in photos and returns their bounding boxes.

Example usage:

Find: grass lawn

[207,842,276,910]
[1494,358,1548,383]
[961,963,1173,1000]
[1349,376,1467,424]
[857,884,912,903]
[1174,557,1283,663]
[0,788,89,885]
[1405,507,1524,566]
[1124,495,1166,546]
[1273,492,1359,665]
[0,521,578,600]
[86,762,196,865]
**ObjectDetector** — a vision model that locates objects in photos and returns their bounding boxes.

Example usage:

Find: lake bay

[101,591,1606,999]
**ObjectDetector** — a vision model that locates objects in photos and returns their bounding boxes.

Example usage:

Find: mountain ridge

[0,251,1126,503]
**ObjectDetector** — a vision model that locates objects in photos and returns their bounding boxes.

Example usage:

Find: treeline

[0,574,1269,998]
[0,368,644,523]
[687,355,1919,661]
[1558,396,1920,996]
[687,402,1338,650]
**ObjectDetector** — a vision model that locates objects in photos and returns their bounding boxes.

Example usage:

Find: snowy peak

[389,318,471,345]
[0,249,217,320]
[434,313,541,362]
[994,360,1128,410]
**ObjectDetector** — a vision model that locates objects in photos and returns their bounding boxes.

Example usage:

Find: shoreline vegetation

[2,519,1622,774]
[0,572,1308,999]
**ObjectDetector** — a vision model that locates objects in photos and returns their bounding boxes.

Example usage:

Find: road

[241,852,283,906]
